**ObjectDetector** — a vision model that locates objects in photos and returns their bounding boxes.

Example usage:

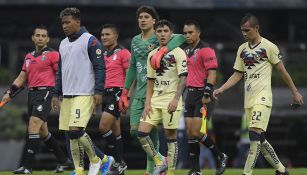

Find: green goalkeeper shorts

[130,98,145,126]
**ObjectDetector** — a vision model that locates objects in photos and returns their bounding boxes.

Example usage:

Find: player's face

[183,24,200,45]
[138,12,156,31]
[61,15,80,36]
[155,25,173,46]
[32,28,49,48]
[101,28,118,48]
[241,21,259,41]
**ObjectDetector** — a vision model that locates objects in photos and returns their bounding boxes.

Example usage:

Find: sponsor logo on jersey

[136,62,143,73]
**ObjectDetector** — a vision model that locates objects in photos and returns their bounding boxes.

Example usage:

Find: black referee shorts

[27,88,53,122]
[101,87,122,119]
[184,87,204,118]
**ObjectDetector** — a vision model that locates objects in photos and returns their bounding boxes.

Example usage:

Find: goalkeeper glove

[119,88,130,113]
[150,46,168,70]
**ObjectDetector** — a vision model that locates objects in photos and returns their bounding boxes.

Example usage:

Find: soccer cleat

[275,169,289,175]
[119,160,128,173]
[216,153,228,175]
[186,169,202,175]
[144,172,152,175]
[101,156,114,175]
[152,161,167,175]
[88,157,102,175]
[13,166,32,174]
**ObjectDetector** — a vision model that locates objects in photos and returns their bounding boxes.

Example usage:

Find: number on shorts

[252,111,261,121]
[76,109,81,119]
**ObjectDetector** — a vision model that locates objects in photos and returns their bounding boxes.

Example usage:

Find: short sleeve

[268,44,282,65]
[201,48,218,70]
[175,48,188,76]
[233,46,245,72]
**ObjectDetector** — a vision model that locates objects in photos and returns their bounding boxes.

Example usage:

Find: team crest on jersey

[240,48,267,69]
[96,49,102,55]
[41,55,46,61]
[112,55,117,60]
[147,44,155,51]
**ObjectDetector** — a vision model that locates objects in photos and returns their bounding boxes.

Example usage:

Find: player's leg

[163,110,181,175]
[40,122,72,172]
[184,90,202,175]
[68,96,105,175]
[138,108,165,174]
[251,105,287,175]
[131,98,158,174]
[112,118,127,172]
[243,105,267,175]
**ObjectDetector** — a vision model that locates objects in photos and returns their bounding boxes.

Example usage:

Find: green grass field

[0,169,306,175]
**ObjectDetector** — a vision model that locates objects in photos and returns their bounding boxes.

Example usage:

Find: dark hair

[154,19,174,31]
[184,20,201,32]
[102,23,119,34]
[33,25,48,35]
[240,13,260,27]
[136,5,159,21]
[59,7,81,20]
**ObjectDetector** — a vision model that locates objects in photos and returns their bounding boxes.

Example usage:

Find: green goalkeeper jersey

[125,33,185,99]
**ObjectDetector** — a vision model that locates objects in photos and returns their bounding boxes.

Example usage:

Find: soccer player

[213,13,304,175]
[118,5,185,175]
[182,20,228,175]
[51,7,109,175]
[99,24,130,174]
[138,19,187,175]
[1,25,71,174]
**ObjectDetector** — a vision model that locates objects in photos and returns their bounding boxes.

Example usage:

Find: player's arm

[274,61,304,105]
[151,34,186,69]
[202,48,218,103]
[119,45,136,112]
[1,71,27,106]
[213,70,243,99]
[51,51,60,72]
[51,55,62,111]
[88,36,105,96]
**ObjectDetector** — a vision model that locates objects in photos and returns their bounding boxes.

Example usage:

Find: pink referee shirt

[184,41,218,87]
[104,45,131,88]
[22,47,59,88]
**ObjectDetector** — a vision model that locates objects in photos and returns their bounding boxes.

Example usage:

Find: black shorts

[184,87,204,118]
[101,87,122,119]
[28,87,53,122]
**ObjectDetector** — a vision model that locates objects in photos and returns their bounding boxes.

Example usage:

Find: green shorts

[130,98,145,126]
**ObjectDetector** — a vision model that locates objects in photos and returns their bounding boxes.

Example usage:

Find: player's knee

[260,132,266,143]
[130,129,138,139]
[249,130,261,141]
[137,131,149,139]
[67,130,85,139]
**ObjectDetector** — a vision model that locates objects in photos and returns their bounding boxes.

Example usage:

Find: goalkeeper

[118,5,185,175]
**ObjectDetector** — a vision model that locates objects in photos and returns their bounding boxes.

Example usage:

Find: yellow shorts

[141,108,180,129]
[59,96,94,131]
[245,104,271,131]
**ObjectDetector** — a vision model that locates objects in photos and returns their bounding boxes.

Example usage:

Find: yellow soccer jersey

[234,38,281,108]
[147,47,187,109]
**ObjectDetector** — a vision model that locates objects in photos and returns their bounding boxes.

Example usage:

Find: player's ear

[46,36,50,43]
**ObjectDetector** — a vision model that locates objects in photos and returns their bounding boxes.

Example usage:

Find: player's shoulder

[172,47,186,55]
[261,37,278,49]
[132,34,142,42]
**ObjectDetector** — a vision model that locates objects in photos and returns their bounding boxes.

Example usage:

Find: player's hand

[202,96,211,104]
[292,91,304,106]
[168,98,179,113]
[119,89,129,113]
[142,102,152,120]
[0,94,10,109]
[94,94,102,106]
[213,88,224,100]
[150,46,168,70]
[51,96,60,111]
